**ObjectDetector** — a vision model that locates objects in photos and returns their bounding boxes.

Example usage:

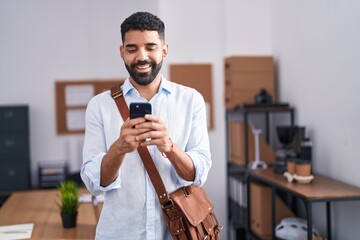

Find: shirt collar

[122,75,173,96]
[160,76,172,94]
[122,77,134,96]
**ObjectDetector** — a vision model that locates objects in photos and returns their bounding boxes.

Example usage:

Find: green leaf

[57,180,79,215]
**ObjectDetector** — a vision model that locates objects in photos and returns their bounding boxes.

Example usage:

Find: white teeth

[137,65,150,69]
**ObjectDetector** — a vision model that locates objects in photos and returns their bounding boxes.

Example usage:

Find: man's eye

[127,48,136,53]
[147,47,158,51]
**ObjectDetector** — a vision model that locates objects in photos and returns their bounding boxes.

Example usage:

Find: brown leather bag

[163,185,222,239]
[111,85,223,240]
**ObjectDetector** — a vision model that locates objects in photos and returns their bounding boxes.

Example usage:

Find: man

[81,12,211,239]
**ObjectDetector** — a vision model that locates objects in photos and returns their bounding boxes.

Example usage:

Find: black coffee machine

[273,125,305,173]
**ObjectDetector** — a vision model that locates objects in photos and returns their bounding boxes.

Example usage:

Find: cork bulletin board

[169,64,214,130]
[55,79,124,135]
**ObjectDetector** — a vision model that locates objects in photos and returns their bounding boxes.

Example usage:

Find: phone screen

[130,102,152,119]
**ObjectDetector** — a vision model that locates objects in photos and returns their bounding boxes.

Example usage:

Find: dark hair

[121,12,165,43]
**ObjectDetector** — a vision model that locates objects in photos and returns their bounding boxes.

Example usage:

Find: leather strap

[110,84,172,206]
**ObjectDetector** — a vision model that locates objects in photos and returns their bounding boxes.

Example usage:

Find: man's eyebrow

[124,43,159,48]
[145,43,158,46]
[125,44,137,48]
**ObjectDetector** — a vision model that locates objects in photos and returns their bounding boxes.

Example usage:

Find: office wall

[224,0,272,55]
[272,1,360,239]
[0,0,157,182]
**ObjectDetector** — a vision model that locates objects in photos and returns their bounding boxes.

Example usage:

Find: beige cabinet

[224,56,276,109]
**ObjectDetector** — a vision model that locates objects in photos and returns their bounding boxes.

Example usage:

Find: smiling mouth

[136,64,151,71]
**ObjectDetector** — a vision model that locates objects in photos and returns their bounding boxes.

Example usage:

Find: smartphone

[130,102,152,119]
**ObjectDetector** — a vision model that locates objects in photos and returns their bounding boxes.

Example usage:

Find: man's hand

[100,116,151,187]
[133,114,172,153]
[135,114,195,181]
[111,116,152,154]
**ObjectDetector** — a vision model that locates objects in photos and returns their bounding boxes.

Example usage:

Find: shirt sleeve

[181,90,212,187]
[80,97,121,196]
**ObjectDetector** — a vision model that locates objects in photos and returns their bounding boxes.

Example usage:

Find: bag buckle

[161,199,174,209]
[215,225,224,234]
[111,90,123,99]
[183,186,191,197]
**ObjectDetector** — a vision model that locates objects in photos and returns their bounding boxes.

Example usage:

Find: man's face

[120,30,168,86]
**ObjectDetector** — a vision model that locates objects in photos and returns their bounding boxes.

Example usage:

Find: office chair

[65,171,85,187]
[0,194,10,208]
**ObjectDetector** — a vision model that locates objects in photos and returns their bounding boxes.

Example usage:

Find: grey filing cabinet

[0,105,31,191]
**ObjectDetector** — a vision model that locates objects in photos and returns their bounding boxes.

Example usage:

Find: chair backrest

[65,171,85,187]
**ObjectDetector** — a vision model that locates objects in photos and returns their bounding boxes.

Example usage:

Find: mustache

[131,60,154,68]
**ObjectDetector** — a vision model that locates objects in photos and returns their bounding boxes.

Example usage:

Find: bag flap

[170,185,214,227]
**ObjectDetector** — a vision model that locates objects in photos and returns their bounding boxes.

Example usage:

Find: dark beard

[125,60,163,86]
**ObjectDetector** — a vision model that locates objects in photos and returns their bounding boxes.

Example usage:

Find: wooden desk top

[250,168,360,201]
[0,189,97,239]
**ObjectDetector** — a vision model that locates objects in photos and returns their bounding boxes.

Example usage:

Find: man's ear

[119,45,124,60]
[162,43,169,58]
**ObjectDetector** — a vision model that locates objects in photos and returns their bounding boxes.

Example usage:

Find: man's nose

[136,48,149,61]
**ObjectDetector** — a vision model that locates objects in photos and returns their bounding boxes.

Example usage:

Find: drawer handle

[8,169,16,177]
[5,139,15,147]
[4,111,14,119]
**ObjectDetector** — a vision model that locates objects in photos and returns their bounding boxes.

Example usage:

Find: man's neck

[131,75,162,101]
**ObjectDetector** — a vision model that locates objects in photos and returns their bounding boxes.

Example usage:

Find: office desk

[249,168,360,240]
[0,189,97,239]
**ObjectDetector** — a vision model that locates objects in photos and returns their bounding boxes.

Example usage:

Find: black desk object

[0,105,30,192]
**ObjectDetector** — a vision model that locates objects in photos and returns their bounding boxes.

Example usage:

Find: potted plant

[57,180,79,228]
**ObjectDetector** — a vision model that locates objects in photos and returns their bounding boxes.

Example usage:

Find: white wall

[272,1,360,239]
[0,0,158,182]
[224,0,272,55]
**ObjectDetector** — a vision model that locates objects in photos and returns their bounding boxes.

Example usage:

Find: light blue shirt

[81,77,212,240]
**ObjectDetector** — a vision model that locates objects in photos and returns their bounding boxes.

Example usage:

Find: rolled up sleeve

[81,97,121,196]
[175,90,212,187]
